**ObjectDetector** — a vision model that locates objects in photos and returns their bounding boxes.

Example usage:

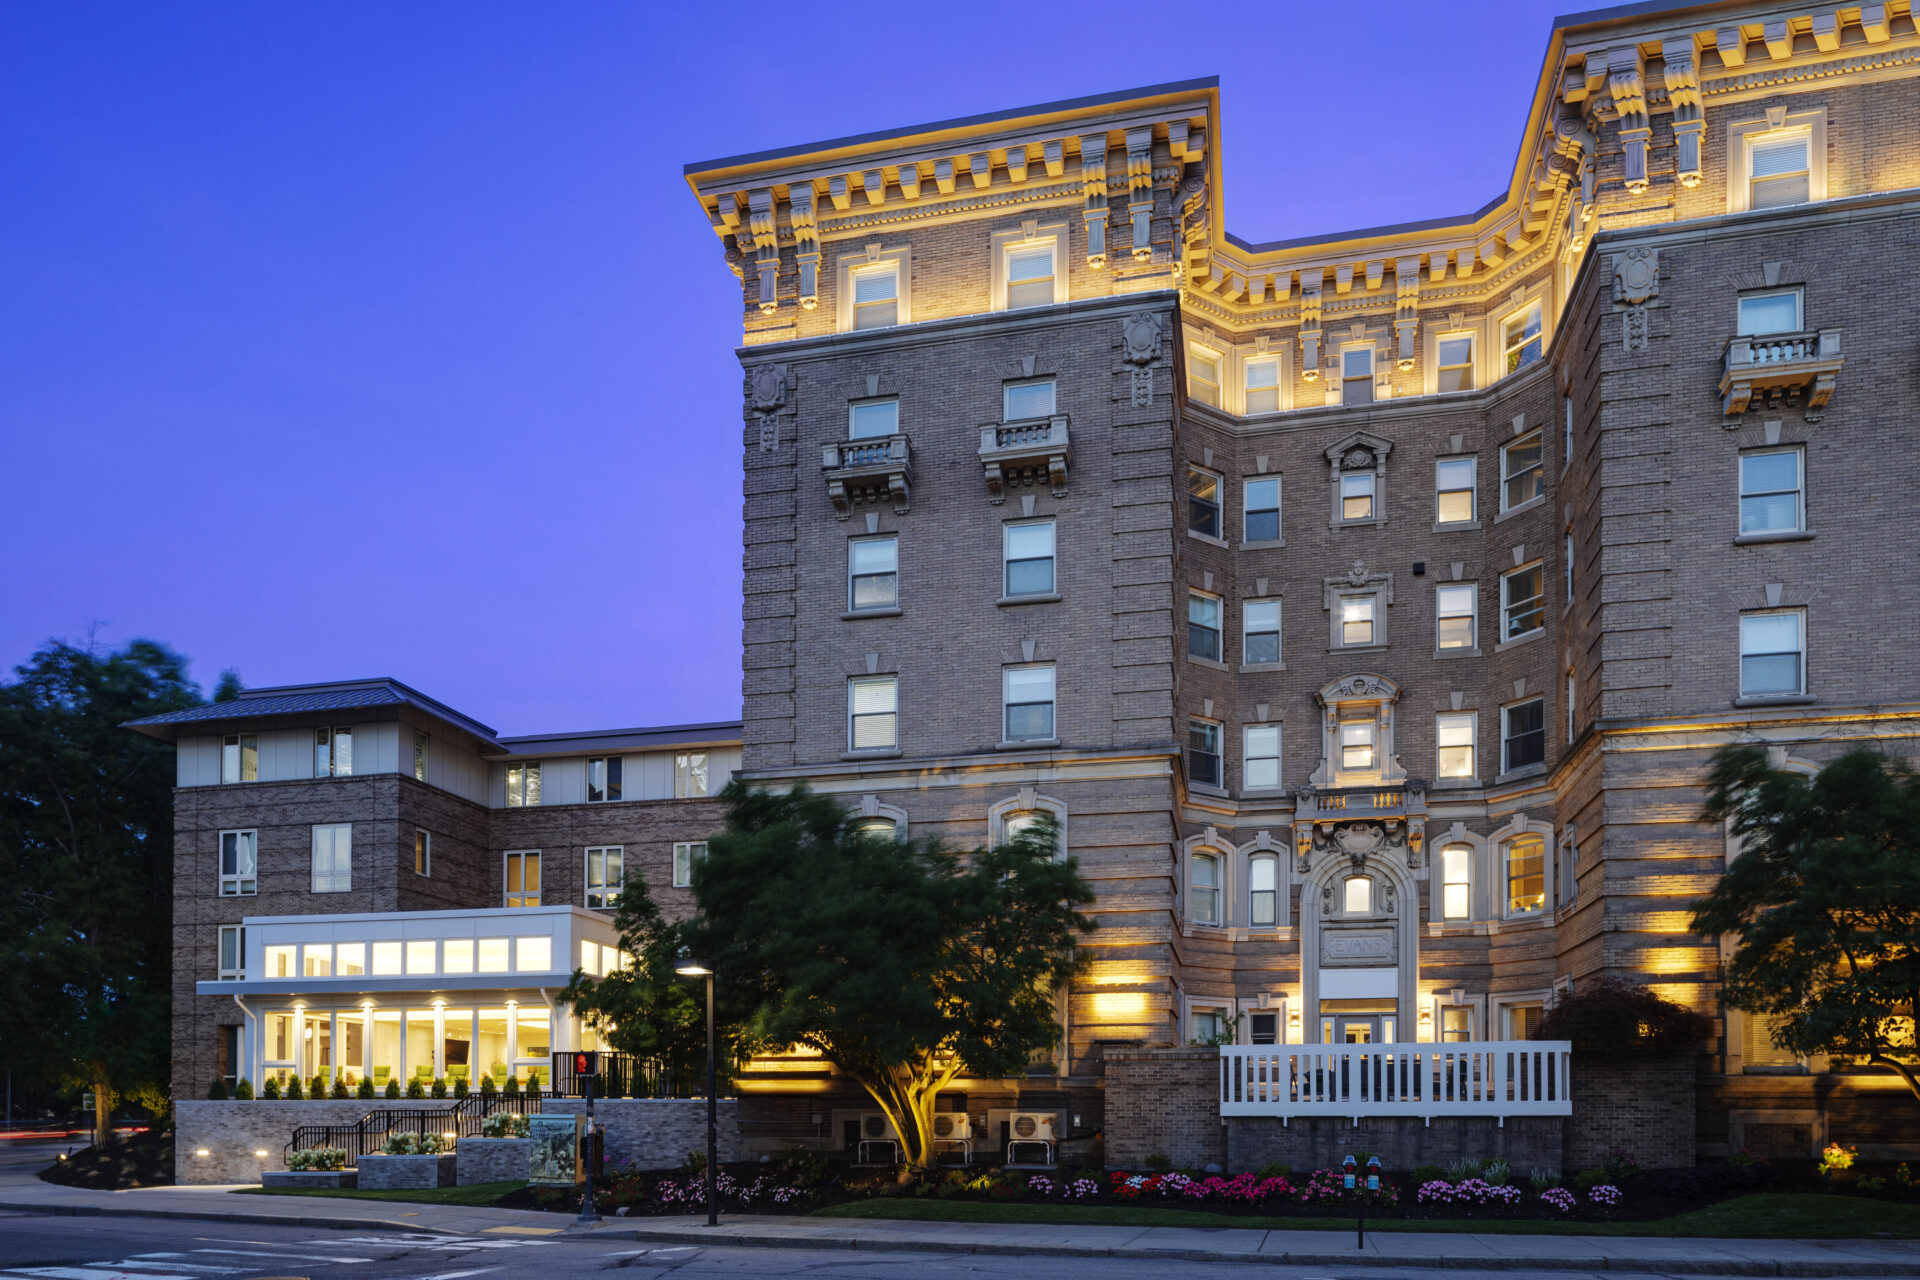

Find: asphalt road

[0,1211,1778,1280]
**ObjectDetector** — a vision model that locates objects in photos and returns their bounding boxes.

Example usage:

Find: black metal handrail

[283,1090,547,1161]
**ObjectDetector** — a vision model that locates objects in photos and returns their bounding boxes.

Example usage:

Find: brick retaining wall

[174,1099,457,1185]
[1104,1048,1227,1169]
[456,1137,529,1184]
[1567,1052,1697,1171]
[543,1098,744,1171]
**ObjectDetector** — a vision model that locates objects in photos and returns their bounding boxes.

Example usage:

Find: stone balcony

[822,433,912,519]
[1720,328,1843,414]
[977,414,1070,503]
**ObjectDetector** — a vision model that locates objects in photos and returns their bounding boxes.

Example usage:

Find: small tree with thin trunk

[1692,744,1920,1098]
[685,783,1094,1169]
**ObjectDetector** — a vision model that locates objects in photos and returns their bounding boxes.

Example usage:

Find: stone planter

[357,1152,456,1189]
[261,1169,358,1189]
[457,1137,530,1185]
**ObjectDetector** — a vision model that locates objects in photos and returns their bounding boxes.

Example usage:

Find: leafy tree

[1534,975,1712,1050]
[212,670,243,703]
[692,783,1094,1169]
[1692,744,1920,1098]
[0,639,200,1142]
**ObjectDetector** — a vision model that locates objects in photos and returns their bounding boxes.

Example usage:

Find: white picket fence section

[1218,1041,1572,1119]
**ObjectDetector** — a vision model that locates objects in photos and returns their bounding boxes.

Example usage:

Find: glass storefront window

[478,938,509,973]
[372,941,402,975]
[303,944,332,977]
[477,1008,511,1084]
[406,940,437,975]
[441,1008,473,1085]
[336,943,365,976]
[265,946,296,978]
[515,936,551,971]
[443,939,474,973]
[371,1010,402,1090]
[405,1010,437,1083]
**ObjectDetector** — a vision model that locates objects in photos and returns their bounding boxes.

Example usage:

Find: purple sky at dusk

[2,1,1570,735]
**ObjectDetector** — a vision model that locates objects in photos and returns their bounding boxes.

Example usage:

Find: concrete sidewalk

[3,1172,1920,1276]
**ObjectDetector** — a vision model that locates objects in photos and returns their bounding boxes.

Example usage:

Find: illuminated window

[673,841,706,888]
[1508,1004,1543,1039]
[515,936,552,972]
[1436,713,1475,780]
[1340,471,1375,521]
[1244,357,1279,413]
[1187,346,1221,407]
[1340,347,1374,405]
[1747,132,1810,209]
[1004,521,1055,597]
[1740,449,1803,534]
[1250,855,1278,926]
[849,536,899,610]
[1501,432,1543,510]
[1244,724,1281,790]
[444,939,473,973]
[413,732,428,782]
[1437,335,1474,392]
[675,752,709,797]
[1339,595,1376,647]
[1440,844,1472,919]
[505,762,541,807]
[1506,834,1546,915]
[221,733,258,784]
[850,262,898,329]
[1244,476,1280,542]
[1741,611,1805,697]
[1339,717,1376,771]
[1005,243,1056,309]
[1003,378,1055,420]
[585,846,623,910]
[1440,1006,1472,1042]
[848,398,899,440]
[1343,875,1372,914]
[1436,457,1476,524]
[1190,853,1221,925]
[1187,718,1221,787]
[1243,599,1280,665]
[220,829,257,896]
[504,850,540,908]
[1188,467,1222,536]
[848,677,899,751]
[310,824,351,894]
[1437,584,1477,650]
[407,939,438,974]
[414,828,431,877]
[586,757,622,803]
[1502,303,1542,374]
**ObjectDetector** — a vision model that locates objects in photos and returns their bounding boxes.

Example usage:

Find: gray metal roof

[491,720,744,758]
[123,678,501,744]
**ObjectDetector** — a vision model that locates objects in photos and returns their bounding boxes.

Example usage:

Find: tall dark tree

[0,640,200,1140]
[1692,744,1920,1099]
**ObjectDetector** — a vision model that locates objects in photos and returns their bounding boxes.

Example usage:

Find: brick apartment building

[142,0,1920,1172]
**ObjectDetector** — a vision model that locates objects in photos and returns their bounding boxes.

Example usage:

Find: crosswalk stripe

[7,1270,201,1280]
[120,1261,243,1274]
[190,1252,368,1265]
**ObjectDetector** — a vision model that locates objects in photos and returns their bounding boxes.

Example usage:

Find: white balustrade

[1218,1040,1571,1119]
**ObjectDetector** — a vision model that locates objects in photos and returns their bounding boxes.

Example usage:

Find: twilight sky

[1,0,1569,735]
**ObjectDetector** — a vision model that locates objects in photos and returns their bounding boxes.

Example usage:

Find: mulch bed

[38,1130,174,1189]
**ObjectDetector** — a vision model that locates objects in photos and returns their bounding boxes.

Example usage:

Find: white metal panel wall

[258,729,313,782]
[540,758,586,806]
[358,722,400,776]
[628,753,673,800]
[178,736,221,787]
[708,746,742,788]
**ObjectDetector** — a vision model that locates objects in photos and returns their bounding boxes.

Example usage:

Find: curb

[1,1200,1912,1277]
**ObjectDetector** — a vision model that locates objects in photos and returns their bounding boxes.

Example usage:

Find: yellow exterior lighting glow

[1092,992,1149,1020]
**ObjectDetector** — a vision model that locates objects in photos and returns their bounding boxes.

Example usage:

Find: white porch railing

[1218,1041,1572,1119]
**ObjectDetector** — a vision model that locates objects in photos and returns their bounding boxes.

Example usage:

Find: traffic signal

[573,1051,599,1078]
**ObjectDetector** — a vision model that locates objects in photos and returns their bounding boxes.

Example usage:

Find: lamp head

[674,948,711,977]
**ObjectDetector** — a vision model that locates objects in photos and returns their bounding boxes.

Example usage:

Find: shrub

[453,1076,469,1099]
[283,1075,304,1100]
[357,1076,375,1099]
[771,1145,829,1188]
[309,1074,326,1098]
[381,1131,442,1156]
[1859,1175,1889,1194]
[287,1146,348,1172]
[1527,1168,1560,1192]
[406,1077,425,1099]
[1573,1167,1607,1192]
[1144,1153,1173,1172]
[1589,1183,1623,1213]
[481,1112,530,1138]
[1541,1186,1576,1214]
[207,1078,228,1100]
[1535,976,1714,1052]
[1602,1146,1640,1183]
[479,1075,498,1099]
[1819,1143,1857,1177]
[1444,1156,1481,1181]
[1255,1160,1292,1180]
[1481,1158,1513,1187]
[430,1076,448,1099]
[1412,1163,1446,1185]
[385,1078,402,1099]
[331,1076,350,1099]
[233,1077,254,1100]
[262,1077,282,1100]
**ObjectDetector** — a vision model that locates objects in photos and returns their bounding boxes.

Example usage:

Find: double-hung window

[1190,853,1221,925]
[1340,471,1375,521]
[311,823,351,894]
[1437,335,1474,392]
[1244,476,1280,542]
[504,850,541,908]
[1339,594,1376,647]
[218,924,246,980]
[1501,563,1545,641]
[850,262,899,329]
[1188,467,1222,537]
[219,829,257,896]
[848,677,898,750]
[585,846,623,909]
[1004,521,1055,597]
[1188,592,1222,661]
[1005,243,1056,309]
[1502,698,1546,772]
[1501,432,1543,511]
[1748,132,1811,209]
[1506,835,1546,915]
[1187,718,1221,787]
[1440,844,1472,920]
[414,828,431,877]
[1435,457,1476,524]
[1436,712,1475,780]
[506,761,542,807]
[1738,289,1801,336]
[1740,449,1804,534]
[1740,611,1805,697]
[1243,599,1280,665]
[1187,346,1221,407]
[675,752,709,797]
[314,726,352,777]
[1003,664,1056,742]
[1244,724,1281,790]
[1339,716,1376,772]
[1003,378,1055,420]
[1250,856,1278,926]
[848,398,899,440]
[672,841,706,888]
[1436,584,1477,650]
[1502,303,1542,374]
[848,536,899,610]
[1340,347,1374,405]
[587,756,623,803]
[1244,357,1279,413]
[221,733,258,783]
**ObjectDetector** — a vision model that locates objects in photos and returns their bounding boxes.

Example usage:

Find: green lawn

[812,1193,1920,1239]
[239,1180,524,1207]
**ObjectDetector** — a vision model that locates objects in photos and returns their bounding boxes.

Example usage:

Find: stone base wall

[1566,1052,1697,1172]
[1227,1116,1562,1173]
[261,1169,357,1189]
[1700,1069,1920,1162]
[543,1098,744,1171]
[1104,1049,1226,1170]
[358,1153,456,1189]
[457,1137,530,1184]
[174,1099,457,1185]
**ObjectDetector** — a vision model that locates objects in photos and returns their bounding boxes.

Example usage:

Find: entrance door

[1336,1016,1377,1043]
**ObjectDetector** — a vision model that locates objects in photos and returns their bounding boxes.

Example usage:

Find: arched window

[1342,874,1372,915]
[853,816,898,841]
[1249,856,1278,926]
[1505,834,1546,915]
[1191,853,1221,925]
[1440,843,1472,919]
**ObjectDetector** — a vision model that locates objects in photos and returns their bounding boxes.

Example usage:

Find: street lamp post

[675,950,718,1228]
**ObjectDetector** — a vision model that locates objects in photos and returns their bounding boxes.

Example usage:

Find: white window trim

[1737,446,1807,538]
[1187,716,1224,791]
[1499,298,1546,380]
[672,841,706,889]
[217,924,246,980]
[847,675,900,753]
[989,222,1069,312]
[1187,588,1224,664]
[1242,472,1283,547]
[1337,341,1381,405]
[1728,111,1826,215]
[219,828,258,897]
[1186,340,1225,409]
[1242,722,1283,793]
[988,790,1066,859]
[1500,696,1548,778]
[1435,581,1480,657]
[414,828,431,878]
[585,845,624,909]
[847,533,900,613]
[1236,343,1291,415]
[503,849,541,908]
[1186,844,1227,928]
[1434,454,1478,529]
[1492,815,1555,919]
[1739,607,1808,700]
[1736,287,1804,336]
[1425,328,1480,397]
[1437,840,1475,921]
[836,244,912,332]
[1003,518,1057,600]
[674,751,711,798]
[1434,712,1479,787]
[310,823,352,895]
[1498,560,1547,645]
[1002,662,1057,745]
[847,396,901,441]
[1001,376,1057,421]
[1241,596,1282,670]
[1330,589,1386,651]
[1499,430,1545,515]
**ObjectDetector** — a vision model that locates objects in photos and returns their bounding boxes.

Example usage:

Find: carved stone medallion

[1120,312,1163,367]
[1612,247,1659,306]
[748,363,788,414]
